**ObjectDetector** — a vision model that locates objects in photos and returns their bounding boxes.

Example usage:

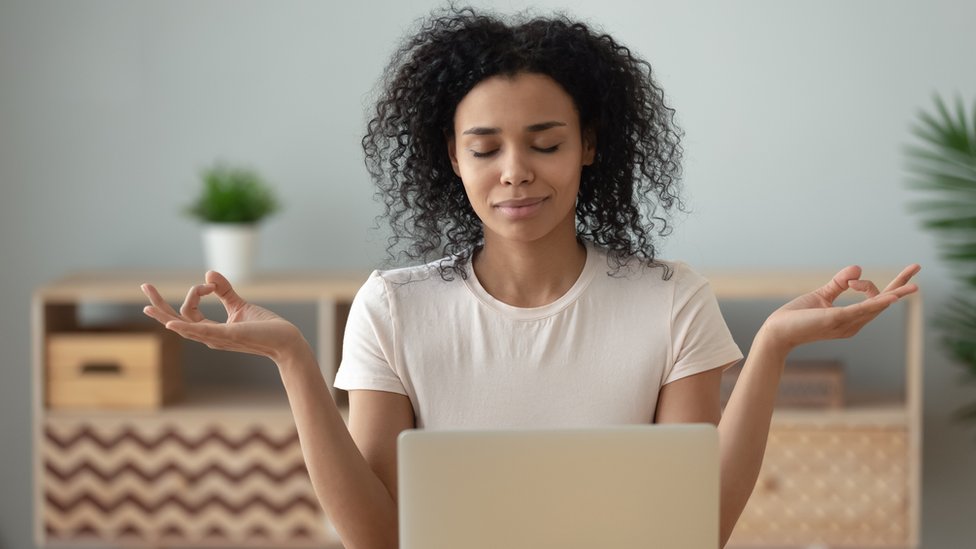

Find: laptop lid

[398,423,718,549]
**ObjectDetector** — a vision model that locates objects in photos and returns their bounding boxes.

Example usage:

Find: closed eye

[470,145,561,158]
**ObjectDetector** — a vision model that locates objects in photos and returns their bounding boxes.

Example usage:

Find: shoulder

[374,254,463,286]
[663,260,711,292]
[591,245,708,294]
[356,255,464,303]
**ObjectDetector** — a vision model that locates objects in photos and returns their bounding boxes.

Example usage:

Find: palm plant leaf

[906,93,976,429]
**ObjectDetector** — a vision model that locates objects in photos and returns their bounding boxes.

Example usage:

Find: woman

[140,6,919,548]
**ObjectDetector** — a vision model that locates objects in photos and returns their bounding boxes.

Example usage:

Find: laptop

[397,423,719,549]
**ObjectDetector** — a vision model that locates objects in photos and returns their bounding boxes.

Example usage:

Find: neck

[472,222,587,308]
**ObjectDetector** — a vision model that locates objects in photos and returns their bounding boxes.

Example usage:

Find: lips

[494,197,547,207]
[493,196,549,219]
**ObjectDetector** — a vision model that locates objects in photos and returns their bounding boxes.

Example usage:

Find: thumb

[204,270,246,311]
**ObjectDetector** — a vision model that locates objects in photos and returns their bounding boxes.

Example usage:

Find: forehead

[453,73,579,132]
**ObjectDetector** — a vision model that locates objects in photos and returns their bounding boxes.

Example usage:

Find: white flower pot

[202,223,258,284]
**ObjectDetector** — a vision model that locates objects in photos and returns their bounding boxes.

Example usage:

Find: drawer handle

[80,362,122,375]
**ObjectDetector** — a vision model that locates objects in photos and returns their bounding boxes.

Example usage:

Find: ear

[581,128,597,166]
[446,133,461,177]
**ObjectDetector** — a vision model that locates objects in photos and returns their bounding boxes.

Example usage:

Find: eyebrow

[461,121,567,135]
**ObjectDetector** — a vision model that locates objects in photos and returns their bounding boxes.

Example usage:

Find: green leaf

[906,93,976,429]
[955,95,973,151]
[906,148,976,177]
[923,216,976,230]
[185,162,281,223]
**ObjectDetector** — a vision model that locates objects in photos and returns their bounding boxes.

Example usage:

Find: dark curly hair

[362,4,685,279]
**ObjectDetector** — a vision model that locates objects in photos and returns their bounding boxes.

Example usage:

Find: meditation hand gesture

[759,264,921,355]
[140,270,305,363]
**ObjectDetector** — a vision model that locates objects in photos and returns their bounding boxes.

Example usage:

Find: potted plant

[905,94,976,429]
[184,162,281,284]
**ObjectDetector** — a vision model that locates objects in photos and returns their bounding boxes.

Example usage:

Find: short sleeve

[664,266,744,385]
[333,271,408,395]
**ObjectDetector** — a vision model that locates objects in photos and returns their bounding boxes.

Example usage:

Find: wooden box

[46,325,182,409]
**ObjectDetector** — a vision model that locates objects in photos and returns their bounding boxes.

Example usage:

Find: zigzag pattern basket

[42,415,340,548]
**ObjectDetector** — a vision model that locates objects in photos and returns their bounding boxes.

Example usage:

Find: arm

[654,338,785,549]
[276,341,413,549]
[654,362,737,548]
[655,264,920,549]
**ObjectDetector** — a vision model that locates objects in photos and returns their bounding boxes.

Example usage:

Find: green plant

[185,162,281,223]
[906,94,976,423]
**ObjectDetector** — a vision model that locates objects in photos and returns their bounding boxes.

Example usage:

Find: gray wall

[2,0,974,547]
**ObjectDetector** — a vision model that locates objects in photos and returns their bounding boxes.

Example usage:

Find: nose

[499,148,534,186]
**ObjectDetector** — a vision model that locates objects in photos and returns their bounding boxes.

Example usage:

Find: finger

[205,270,247,313]
[142,304,173,324]
[816,265,862,304]
[845,290,901,318]
[827,295,894,338]
[831,283,917,338]
[847,279,880,298]
[180,283,215,322]
[140,283,182,321]
[882,264,921,293]
[888,282,919,299]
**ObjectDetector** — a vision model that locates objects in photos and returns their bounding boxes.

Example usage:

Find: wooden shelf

[34,269,369,304]
[45,385,350,424]
[702,268,911,299]
[31,267,923,549]
[770,403,907,427]
[32,270,363,549]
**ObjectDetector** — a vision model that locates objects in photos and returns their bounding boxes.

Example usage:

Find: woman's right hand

[140,270,306,364]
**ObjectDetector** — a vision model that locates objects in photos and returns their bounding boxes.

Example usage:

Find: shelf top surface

[33,267,918,303]
[44,386,351,423]
[703,267,918,300]
[34,269,372,303]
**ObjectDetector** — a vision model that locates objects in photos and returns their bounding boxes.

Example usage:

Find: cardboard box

[46,325,182,409]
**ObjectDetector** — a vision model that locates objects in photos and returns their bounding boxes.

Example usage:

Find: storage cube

[46,325,182,409]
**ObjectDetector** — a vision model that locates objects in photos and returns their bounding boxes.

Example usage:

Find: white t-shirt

[333,240,743,430]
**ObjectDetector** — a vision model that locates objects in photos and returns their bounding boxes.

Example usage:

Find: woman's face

[447,72,595,246]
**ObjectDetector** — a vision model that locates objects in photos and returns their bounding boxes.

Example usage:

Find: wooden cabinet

[707,270,922,549]
[32,270,366,548]
[32,268,921,549]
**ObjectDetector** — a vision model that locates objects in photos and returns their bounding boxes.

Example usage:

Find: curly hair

[362,4,685,280]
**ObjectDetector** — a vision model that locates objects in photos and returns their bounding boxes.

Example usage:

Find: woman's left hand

[759,264,921,355]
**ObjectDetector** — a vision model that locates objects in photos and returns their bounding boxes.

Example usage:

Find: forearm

[276,342,398,549]
[716,327,789,548]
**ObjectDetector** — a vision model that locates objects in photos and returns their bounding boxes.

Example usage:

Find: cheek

[457,161,495,191]
[546,155,584,190]
[459,179,489,212]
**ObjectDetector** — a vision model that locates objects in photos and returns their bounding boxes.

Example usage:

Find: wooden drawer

[47,327,182,409]
[42,416,339,547]
[728,425,909,548]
